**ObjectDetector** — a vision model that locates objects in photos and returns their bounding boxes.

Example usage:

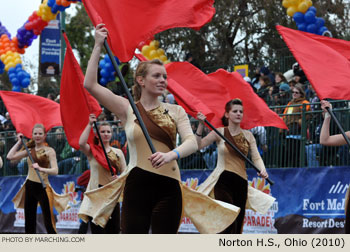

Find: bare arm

[84,24,129,124]
[79,114,94,158]
[7,133,28,161]
[320,100,350,146]
[195,112,220,150]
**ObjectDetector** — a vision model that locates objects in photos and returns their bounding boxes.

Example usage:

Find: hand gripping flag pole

[204,119,274,185]
[20,136,46,189]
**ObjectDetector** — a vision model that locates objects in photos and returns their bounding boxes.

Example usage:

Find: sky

[0,0,77,79]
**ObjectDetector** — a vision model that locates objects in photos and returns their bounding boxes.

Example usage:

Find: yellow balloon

[0,54,6,61]
[5,62,16,71]
[156,48,165,56]
[298,2,309,13]
[14,58,22,65]
[4,56,13,65]
[149,50,158,59]
[289,0,299,7]
[306,0,313,8]
[282,0,291,8]
[159,55,167,62]
[141,45,151,56]
[287,6,297,17]
[148,44,156,52]
[150,40,159,49]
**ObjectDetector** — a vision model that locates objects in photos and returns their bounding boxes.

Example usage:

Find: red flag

[166,62,287,129]
[134,54,215,121]
[276,25,350,100]
[82,0,215,62]
[60,33,102,150]
[61,34,115,173]
[0,91,62,138]
[210,70,288,129]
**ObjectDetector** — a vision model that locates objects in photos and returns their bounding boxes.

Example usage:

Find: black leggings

[24,180,56,234]
[214,171,247,234]
[121,167,182,234]
[90,184,120,234]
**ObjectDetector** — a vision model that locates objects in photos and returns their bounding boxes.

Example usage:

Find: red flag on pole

[211,70,288,129]
[276,25,350,100]
[82,0,215,62]
[61,33,115,173]
[165,62,287,129]
[0,91,62,138]
[60,33,102,150]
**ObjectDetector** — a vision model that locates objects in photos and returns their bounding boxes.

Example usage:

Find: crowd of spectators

[1,62,350,174]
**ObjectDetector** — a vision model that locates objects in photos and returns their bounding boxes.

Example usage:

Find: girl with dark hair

[196,99,272,234]
[78,114,126,233]
[7,124,69,234]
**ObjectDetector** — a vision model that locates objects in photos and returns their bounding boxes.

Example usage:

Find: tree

[156,0,349,74]
[65,3,95,73]
[64,0,350,76]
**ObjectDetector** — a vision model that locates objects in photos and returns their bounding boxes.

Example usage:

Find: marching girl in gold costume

[7,124,69,234]
[196,99,274,233]
[82,24,240,234]
[78,114,126,233]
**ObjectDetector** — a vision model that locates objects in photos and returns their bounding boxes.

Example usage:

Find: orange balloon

[61,0,70,7]
[17,48,25,54]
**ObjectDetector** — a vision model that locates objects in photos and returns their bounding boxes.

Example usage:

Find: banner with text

[39,14,61,76]
[0,166,349,233]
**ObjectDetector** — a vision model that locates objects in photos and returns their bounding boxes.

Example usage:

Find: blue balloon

[317,26,328,36]
[21,78,30,88]
[308,6,317,14]
[99,77,108,86]
[104,54,112,63]
[48,0,55,7]
[99,59,106,68]
[293,12,305,24]
[17,71,26,81]
[100,69,109,78]
[11,78,20,86]
[9,73,16,80]
[306,24,317,34]
[305,11,316,24]
[104,62,112,71]
[12,85,21,92]
[315,17,325,29]
[8,67,16,74]
[297,23,307,32]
